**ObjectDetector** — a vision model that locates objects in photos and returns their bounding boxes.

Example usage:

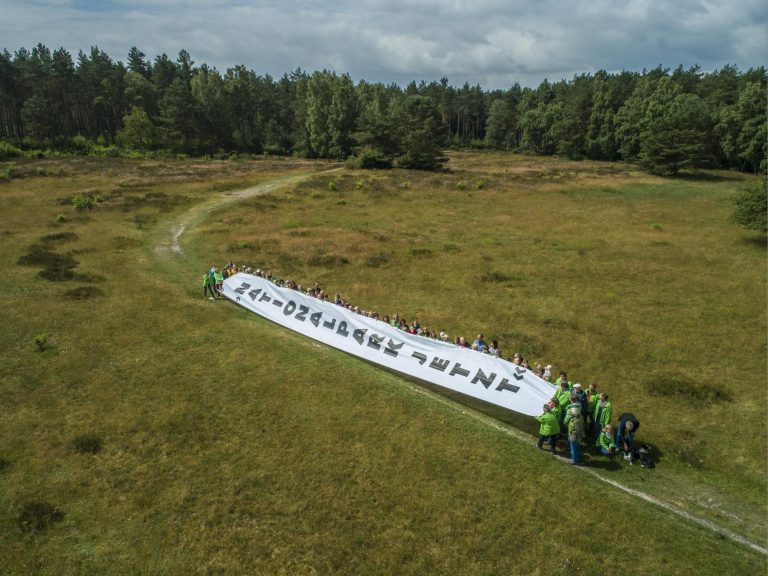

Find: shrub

[456,181,466,191]
[64,286,105,300]
[731,180,767,234]
[365,252,391,268]
[72,193,94,211]
[0,457,9,471]
[358,149,393,169]
[481,269,511,283]
[327,180,337,192]
[0,167,17,180]
[41,232,79,246]
[34,333,48,351]
[56,214,67,223]
[17,501,64,533]
[73,434,103,454]
[0,140,23,160]
[475,179,486,190]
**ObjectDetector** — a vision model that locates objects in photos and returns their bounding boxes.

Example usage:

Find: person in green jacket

[535,404,559,453]
[563,393,583,428]
[202,271,216,300]
[213,268,224,295]
[593,393,612,443]
[598,424,618,457]
[567,408,585,465]
[586,383,600,435]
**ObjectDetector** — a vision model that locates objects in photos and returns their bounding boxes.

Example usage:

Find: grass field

[0,152,765,574]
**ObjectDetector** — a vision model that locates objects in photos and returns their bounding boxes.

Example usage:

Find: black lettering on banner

[384,339,404,357]
[429,357,450,372]
[515,367,526,375]
[283,301,296,316]
[336,321,349,337]
[296,305,309,321]
[411,351,428,365]
[352,328,368,345]
[234,282,250,295]
[449,363,470,377]
[496,378,520,394]
[310,312,322,327]
[259,292,272,303]
[471,368,497,389]
[323,318,337,330]
[513,373,524,381]
[248,288,262,301]
[272,299,284,308]
[367,334,384,350]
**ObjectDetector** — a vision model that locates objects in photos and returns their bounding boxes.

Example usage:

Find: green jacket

[554,387,571,408]
[594,401,612,428]
[214,271,224,283]
[587,391,600,414]
[563,403,582,427]
[598,430,616,451]
[535,411,560,436]
[568,415,585,442]
[202,273,211,287]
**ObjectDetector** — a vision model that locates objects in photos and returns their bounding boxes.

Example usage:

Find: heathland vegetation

[0,151,765,573]
[0,45,766,176]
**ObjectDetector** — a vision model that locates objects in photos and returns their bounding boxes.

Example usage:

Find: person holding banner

[536,404,560,453]
[202,271,216,300]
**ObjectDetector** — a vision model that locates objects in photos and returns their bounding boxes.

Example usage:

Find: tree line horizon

[0,44,765,174]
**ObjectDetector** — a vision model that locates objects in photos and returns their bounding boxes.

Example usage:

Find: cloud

[1,0,765,88]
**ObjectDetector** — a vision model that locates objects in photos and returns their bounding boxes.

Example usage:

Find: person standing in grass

[586,383,599,435]
[567,408,585,465]
[553,379,572,433]
[202,270,216,300]
[213,267,224,294]
[593,393,612,441]
[536,404,560,453]
[563,393,582,428]
[598,424,618,457]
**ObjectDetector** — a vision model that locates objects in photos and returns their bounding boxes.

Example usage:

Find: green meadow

[0,152,765,574]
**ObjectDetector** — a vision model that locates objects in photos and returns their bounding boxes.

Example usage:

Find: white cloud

[0,0,765,88]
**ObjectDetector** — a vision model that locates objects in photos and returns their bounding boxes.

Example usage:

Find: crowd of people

[536,377,648,467]
[203,263,651,469]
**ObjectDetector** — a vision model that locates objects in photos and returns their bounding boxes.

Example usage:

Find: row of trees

[0,44,765,173]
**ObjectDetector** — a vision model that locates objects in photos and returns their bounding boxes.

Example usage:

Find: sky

[2,0,766,88]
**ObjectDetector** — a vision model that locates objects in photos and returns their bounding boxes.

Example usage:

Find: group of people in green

[202,263,247,300]
[535,372,643,467]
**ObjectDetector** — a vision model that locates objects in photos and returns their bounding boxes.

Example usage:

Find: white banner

[222,273,555,416]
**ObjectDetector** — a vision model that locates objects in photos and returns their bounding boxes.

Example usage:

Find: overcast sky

[2,0,766,88]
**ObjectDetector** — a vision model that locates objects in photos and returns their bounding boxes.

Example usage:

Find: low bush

[0,140,23,160]
[17,501,64,533]
[34,333,48,351]
[63,286,105,300]
[73,434,103,454]
[358,149,393,169]
[72,193,94,211]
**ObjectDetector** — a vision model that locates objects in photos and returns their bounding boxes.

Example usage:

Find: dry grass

[0,154,764,575]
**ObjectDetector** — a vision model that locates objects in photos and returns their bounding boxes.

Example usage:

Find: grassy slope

[0,154,764,575]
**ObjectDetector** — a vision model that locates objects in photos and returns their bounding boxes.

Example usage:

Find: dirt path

[153,169,340,258]
[150,168,766,558]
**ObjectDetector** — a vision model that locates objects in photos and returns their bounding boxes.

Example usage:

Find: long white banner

[222,273,555,416]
